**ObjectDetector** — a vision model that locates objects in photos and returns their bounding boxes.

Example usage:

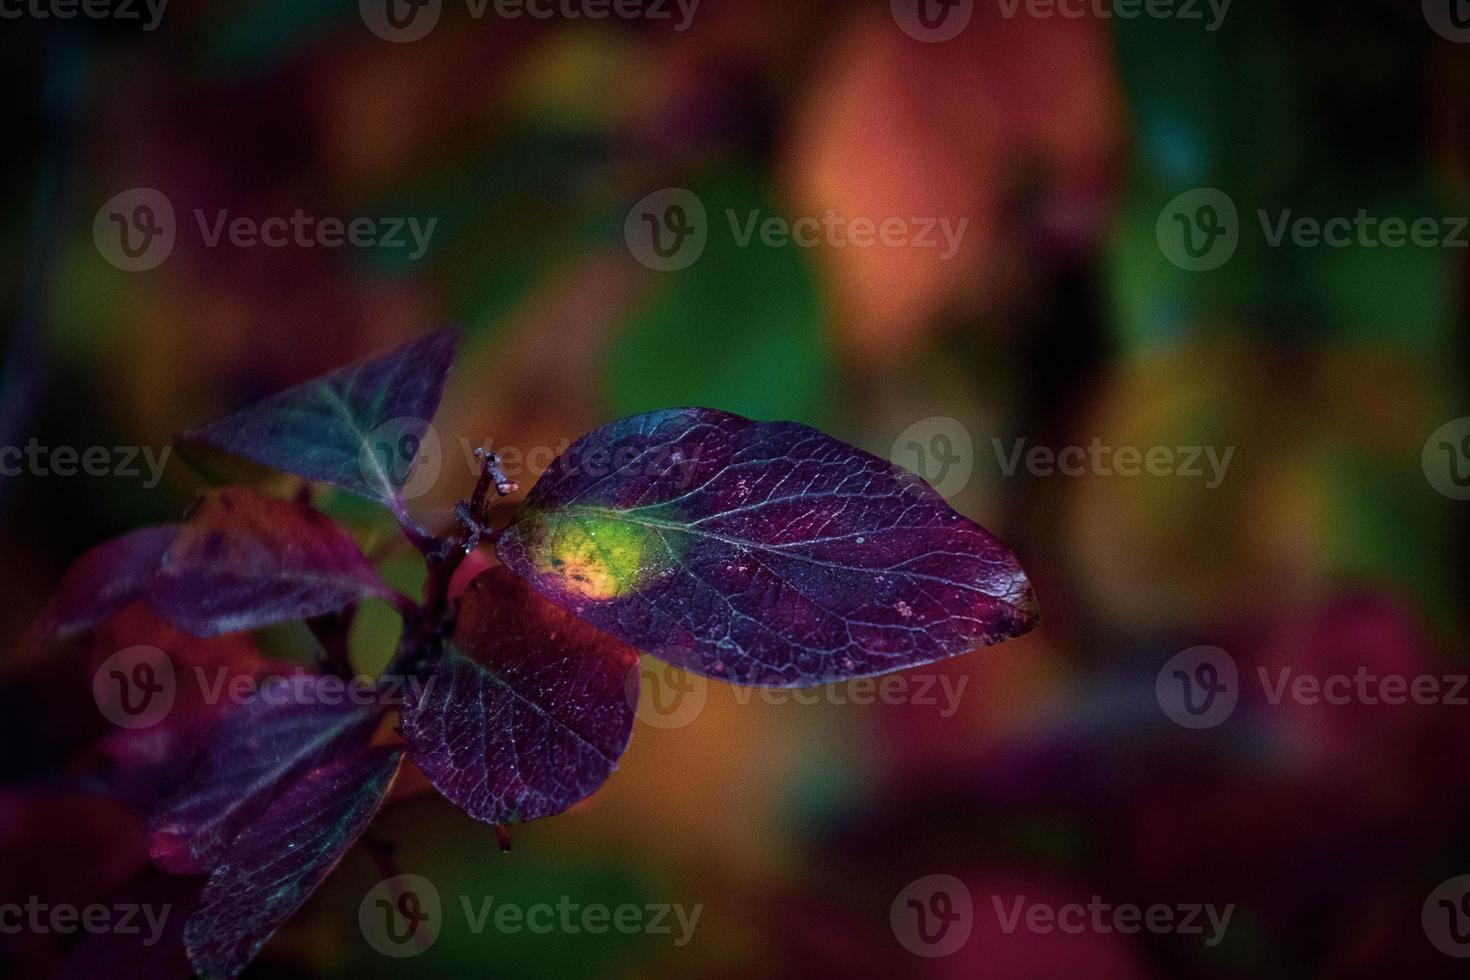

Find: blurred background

[2,0,1469,976]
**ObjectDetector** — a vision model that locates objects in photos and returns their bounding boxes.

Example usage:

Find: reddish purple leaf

[86,604,283,811]
[181,328,458,507]
[34,525,179,639]
[496,407,1037,687]
[183,744,402,980]
[148,674,386,874]
[148,488,392,637]
[401,566,639,825]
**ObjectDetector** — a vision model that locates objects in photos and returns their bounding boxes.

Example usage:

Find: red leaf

[149,488,392,637]
[401,566,639,825]
[33,525,180,640]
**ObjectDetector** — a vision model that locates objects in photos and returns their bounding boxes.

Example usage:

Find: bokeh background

[3,0,1470,977]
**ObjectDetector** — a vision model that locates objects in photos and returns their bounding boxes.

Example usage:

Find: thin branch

[391,498,437,556]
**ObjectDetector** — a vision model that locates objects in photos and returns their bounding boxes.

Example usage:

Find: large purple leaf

[149,488,392,637]
[181,328,458,507]
[401,565,639,825]
[148,674,386,874]
[34,525,179,639]
[184,744,402,980]
[496,407,1037,687]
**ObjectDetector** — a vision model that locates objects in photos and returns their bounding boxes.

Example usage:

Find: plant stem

[383,450,518,681]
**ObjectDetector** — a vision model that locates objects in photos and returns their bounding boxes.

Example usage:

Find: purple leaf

[34,525,179,639]
[183,744,402,980]
[181,328,458,508]
[148,488,392,637]
[148,674,386,874]
[401,565,639,825]
[496,407,1037,687]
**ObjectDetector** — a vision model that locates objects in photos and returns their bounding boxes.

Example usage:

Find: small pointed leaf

[181,328,458,507]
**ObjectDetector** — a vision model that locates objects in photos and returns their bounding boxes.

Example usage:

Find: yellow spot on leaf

[522,510,661,601]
